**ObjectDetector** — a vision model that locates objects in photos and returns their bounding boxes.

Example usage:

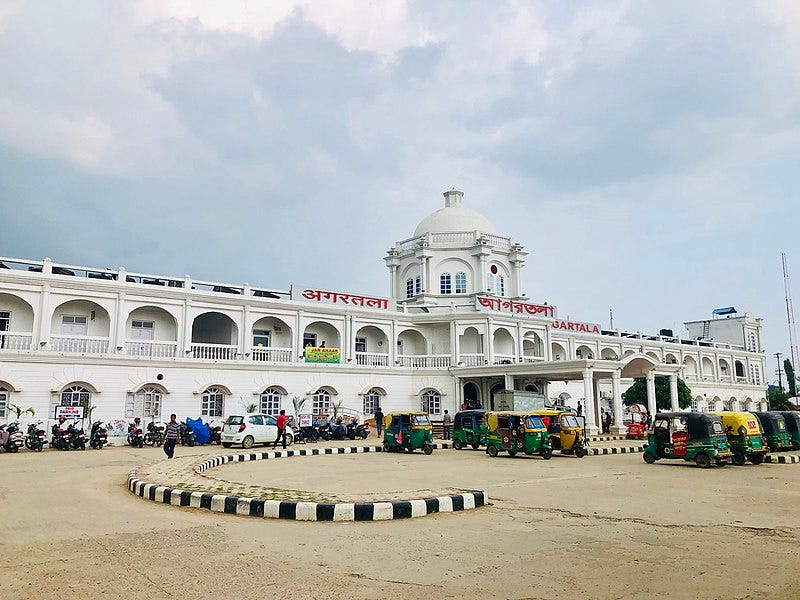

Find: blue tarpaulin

[186,417,210,444]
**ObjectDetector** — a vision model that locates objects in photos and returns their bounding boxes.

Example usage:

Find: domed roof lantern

[444,188,464,208]
[413,188,495,237]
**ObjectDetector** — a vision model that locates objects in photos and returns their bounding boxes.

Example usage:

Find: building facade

[0,190,767,434]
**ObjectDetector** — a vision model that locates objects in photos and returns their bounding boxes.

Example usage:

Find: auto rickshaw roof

[455,409,485,416]
[778,411,800,425]
[654,412,722,423]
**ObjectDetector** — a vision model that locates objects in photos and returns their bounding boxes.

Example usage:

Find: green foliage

[7,403,35,419]
[622,376,692,410]
[292,396,307,418]
[768,386,793,411]
[784,359,797,397]
[331,399,343,418]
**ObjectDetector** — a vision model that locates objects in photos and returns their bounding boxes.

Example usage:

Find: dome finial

[443,188,464,208]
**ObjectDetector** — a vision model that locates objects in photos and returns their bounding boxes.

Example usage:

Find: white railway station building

[0,189,767,434]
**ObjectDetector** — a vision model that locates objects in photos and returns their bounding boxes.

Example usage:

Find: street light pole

[775,352,783,392]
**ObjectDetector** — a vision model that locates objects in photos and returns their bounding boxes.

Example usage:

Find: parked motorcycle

[208,421,222,445]
[25,421,47,452]
[347,419,370,440]
[127,418,144,448]
[144,421,164,447]
[51,423,71,451]
[1,422,25,453]
[67,423,86,450]
[180,422,196,447]
[319,419,348,441]
[89,420,108,449]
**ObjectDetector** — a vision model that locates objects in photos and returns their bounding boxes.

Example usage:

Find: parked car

[221,414,294,449]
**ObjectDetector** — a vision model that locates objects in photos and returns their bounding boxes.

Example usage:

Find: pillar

[582,368,598,434]
[611,369,625,434]
[504,373,514,391]
[181,299,192,356]
[646,371,657,416]
[669,373,679,412]
[486,319,494,365]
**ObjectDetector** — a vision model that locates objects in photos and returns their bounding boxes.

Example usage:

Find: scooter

[208,421,222,445]
[67,423,86,450]
[179,422,196,447]
[25,421,47,452]
[1,422,25,452]
[51,424,71,450]
[127,420,144,448]
[89,421,108,449]
[346,419,370,440]
[144,421,164,447]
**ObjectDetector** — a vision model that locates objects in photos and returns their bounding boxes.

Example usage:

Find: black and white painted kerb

[127,443,488,522]
[765,453,800,464]
[589,444,646,456]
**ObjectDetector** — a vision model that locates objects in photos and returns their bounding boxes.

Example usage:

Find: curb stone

[127,442,488,521]
[589,445,646,456]
[764,454,800,464]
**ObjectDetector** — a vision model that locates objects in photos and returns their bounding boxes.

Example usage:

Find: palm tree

[292,396,307,421]
[331,399,343,420]
[8,403,34,421]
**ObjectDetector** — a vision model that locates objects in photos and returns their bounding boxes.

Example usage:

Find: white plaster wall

[251,316,293,348]
[126,307,178,341]
[51,299,111,337]
[0,293,35,331]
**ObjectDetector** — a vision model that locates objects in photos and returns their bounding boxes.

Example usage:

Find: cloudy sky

[1,1,799,381]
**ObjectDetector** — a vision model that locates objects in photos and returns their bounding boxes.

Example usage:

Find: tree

[292,396,307,421]
[784,359,797,398]
[768,385,793,411]
[622,376,692,410]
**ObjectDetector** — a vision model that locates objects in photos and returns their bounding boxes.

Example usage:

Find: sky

[0,1,799,383]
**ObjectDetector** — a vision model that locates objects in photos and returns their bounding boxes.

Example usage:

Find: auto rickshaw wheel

[695,453,711,468]
[749,453,764,465]
[731,452,746,466]
[643,451,656,464]
[382,440,390,452]
[540,447,553,460]
[471,443,480,450]
[423,444,433,455]
[453,439,463,450]
[792,441,800,450]
[508,449,518,457]
[576,447,587,458]
[487,444,498,457]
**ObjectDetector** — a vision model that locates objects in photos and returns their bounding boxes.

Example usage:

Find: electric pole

[775,352,783,392]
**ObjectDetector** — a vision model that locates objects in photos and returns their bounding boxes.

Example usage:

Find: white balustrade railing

[50,335,109,354]
[493,354,516,365]
[355,352,389,366]
[397,354,452,368]
[459,353,485,367]
[251,347,293,363]
[125,340,178,358]
[191,343,238,360]
[521,355,545,363]
[0,332,33,350]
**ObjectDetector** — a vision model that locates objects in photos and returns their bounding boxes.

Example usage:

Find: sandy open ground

[2,440,800,600]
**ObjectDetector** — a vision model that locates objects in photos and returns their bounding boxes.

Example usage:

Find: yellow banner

[305,347,341,364]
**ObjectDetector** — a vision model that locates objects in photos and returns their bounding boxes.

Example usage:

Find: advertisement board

[305,346,341,364]
[298,414,313,427]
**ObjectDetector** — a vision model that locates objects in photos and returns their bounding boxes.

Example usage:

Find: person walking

[442,409,453,439]
[577,401,583,416]
[273,409,287,449]
[374,406,384,437]
[163,414,179,459]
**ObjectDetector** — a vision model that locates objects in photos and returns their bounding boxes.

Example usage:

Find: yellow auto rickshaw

[712,411,768,465]
[531,409,588,458]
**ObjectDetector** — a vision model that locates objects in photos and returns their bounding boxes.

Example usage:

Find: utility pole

[610,308,614,330]
[775,352,783,392]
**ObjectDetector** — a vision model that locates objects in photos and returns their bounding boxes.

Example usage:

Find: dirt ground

[2,441,800,600]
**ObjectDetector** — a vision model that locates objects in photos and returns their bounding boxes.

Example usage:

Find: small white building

[0,189,767,434]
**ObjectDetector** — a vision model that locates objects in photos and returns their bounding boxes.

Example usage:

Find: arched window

[486,274,505,296]
[747,332,757,352]
[61,385,91,409]
[455,272,467,294]
[440,273,452,294]
[201,387,226,417]
[735,361,745,378]
[363,388,382,415]
[421,389,441,415]
[312,388,331,414]
[0,387,8,418]
[260,387,284,415]
[126,386,162,419]
[406,278,414,298]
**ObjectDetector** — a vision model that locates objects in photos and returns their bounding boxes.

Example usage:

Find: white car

[221,414,294,449]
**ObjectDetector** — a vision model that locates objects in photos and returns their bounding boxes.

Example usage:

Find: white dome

[413,189,495,237]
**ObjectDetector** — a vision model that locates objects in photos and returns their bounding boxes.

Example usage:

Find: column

[390,319,398,365]
[295,311,304,362]
[504,373,514,391]
[36,283,51,348]
[181,299,192,356]
[611,369,625,434]
[646,371,657,416]
[582,368,598,434]
[112,292,126,353]
[515,322,523,361]
[450,322,459,365]
[486,319,494,365]
[669,373,679,412]
[389,265,397,299]
[345,315,353,363]
[239,305,249,358]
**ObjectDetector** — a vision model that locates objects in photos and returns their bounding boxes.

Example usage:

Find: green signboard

[305,347,341,364]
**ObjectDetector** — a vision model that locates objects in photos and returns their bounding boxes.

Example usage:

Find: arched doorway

[463,381,480,409]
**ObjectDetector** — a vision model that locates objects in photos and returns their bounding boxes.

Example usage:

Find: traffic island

[127,443,488,521]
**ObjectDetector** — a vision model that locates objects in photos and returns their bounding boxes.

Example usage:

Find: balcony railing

[397,354,451,368]
[50,335,109,354]
[0,332,33,350]
[459,353,485,366]
[521,355,545,363]
[125,340,178,358]
[251,347,293,363]
[355,352,389,366]
[191,343,238,360]
[493,354,516,365]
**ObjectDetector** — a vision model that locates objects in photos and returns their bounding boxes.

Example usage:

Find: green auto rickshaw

[712,411,768,465]
[778,411,800,450]
[382,412,434,455]
[643,412,731,468]
[452,409,487,450]
[484,411,552,459]
[753,412,793,452]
